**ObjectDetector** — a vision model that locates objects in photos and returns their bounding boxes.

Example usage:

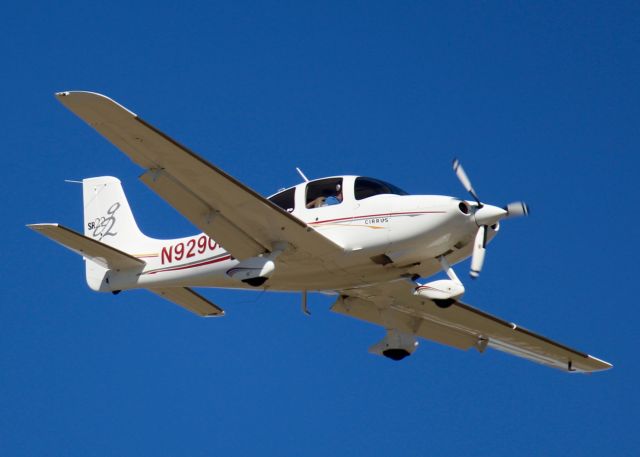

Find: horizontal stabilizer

[27,223,145,270]
[150,287,224,317]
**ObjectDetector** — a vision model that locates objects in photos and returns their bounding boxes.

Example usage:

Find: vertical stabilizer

[82,176,153,252]
[82,177,159,290]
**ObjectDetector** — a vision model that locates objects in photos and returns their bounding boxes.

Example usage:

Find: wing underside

[55,91,343,263]
[333,280,611,373]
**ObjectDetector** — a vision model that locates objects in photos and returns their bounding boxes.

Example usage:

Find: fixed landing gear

[242,277,269,287]
[413,256,465,304]
[433,298,455,309]
[369,329,418,360]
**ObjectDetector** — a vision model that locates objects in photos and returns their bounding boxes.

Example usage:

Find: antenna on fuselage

[295,167,310,182]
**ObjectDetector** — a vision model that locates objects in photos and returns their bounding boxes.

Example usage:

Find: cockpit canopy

[268,176,408,212]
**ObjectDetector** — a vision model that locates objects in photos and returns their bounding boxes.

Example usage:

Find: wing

[332,280,612,373]
[55,91,343,261]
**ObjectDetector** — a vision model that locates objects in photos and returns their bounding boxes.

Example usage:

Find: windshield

[354,177,408,200]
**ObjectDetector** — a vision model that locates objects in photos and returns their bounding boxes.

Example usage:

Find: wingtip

[27,223,59,230]
[594,357,613,370]
[583,354,613,372]
[55,90,105,98]
[204,311,225,318]
[54,91,137,117]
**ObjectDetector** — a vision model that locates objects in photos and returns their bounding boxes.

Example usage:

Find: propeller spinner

[452,159,529,278]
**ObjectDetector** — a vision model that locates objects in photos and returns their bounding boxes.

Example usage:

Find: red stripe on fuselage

[309,211,446,225]
[146,254,233,275]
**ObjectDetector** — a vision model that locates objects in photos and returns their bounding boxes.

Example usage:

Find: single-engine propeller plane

[29,91,611,373]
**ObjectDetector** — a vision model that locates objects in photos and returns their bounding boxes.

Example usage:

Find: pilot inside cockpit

[306,185,343,208]
[324,184,343,206]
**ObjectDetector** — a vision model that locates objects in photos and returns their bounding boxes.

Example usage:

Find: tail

[81,176,161,290]
[29,176,225,316]
[82,176,156,252]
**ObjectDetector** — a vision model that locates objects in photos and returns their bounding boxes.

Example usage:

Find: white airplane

[29,91,611,373]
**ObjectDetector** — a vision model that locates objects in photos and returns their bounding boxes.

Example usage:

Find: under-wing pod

[414,280,465,300]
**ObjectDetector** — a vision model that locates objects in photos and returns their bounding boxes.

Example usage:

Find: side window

[268,187,296,212]
[354,177,408,200]
[305,178,343,209]
[355,178,386,200]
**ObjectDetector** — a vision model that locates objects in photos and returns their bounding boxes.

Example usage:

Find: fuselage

[108,175,498,292]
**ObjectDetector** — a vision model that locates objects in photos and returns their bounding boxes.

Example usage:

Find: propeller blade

[452,158,482,206]
[504,201,530,218]
[470,225,487,278]
[450,160,529,279]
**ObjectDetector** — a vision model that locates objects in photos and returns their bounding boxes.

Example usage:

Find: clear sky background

[1,1,638,455]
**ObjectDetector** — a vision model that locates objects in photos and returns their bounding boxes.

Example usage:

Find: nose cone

[474,204,507,226]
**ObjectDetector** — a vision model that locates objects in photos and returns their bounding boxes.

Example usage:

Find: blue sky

[1,1,638,455]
